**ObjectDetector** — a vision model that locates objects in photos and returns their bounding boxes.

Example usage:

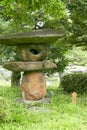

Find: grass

[0,85,87,130]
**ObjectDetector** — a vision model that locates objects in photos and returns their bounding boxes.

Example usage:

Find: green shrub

[0,97,11,122]
[0,97,28,123]
[60,73,87,93]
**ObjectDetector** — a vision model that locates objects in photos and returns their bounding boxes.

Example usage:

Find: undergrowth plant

[60,73,87,93]
[0,86,87,130]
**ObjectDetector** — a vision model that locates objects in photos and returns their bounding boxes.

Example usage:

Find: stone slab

[28,107,52,112]
[3,61,57,71]
[16,98,53,112]
[0,29,65,45]
[16,97,50,104]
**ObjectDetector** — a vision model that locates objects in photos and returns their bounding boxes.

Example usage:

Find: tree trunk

[11,72,21,87]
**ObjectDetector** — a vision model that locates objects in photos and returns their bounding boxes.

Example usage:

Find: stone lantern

[0,29,65,101]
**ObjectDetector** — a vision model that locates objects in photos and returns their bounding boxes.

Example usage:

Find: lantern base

[16,97,50,104]
[20,72,46,100]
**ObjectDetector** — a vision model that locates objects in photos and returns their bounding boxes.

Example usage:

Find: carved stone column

[21,72,46,100]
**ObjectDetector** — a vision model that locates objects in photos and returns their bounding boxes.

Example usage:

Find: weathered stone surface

[16,45,49,61]
[21,72,46,100]
[0,29,65,45]
[16,97,50,104]
[28,106,52,112]
[3,61,57,71]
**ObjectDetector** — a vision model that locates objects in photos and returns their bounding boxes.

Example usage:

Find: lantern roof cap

[0,29,65,46]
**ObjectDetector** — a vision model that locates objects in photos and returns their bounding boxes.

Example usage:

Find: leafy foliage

[0,45,16,64]
[48,39,69,73]
[63,0,87,46]
[60,73,87,93]
[0,97,11,122]
[0,0,66,33]
[66,46,87,66]
[0,87,27,123]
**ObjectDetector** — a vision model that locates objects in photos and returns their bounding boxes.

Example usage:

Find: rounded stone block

[20,72,46,100]
[16,45,49,61]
